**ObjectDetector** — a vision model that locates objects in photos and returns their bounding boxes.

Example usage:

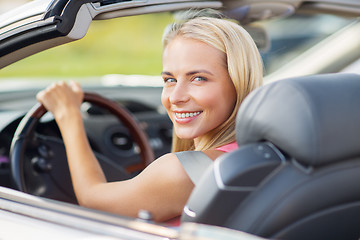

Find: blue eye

[164,78,176,83]
[193,76,207,82]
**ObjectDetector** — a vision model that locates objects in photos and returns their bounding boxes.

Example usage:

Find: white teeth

[176,111,201,119]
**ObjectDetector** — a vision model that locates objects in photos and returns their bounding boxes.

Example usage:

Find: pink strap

[215,141,238,153]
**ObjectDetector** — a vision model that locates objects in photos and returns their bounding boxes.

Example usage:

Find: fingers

[70,80,81,91]
[70,80,84,101]
[35,81,85,125]
[38,81,82,98]
[37,81,60,99]
[36,81,84,113]
[36,90,44,102]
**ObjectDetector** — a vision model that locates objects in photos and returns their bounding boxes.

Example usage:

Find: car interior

[1,0,360,239]
[182,73,360,239]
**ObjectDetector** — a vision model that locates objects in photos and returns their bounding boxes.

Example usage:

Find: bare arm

[36,82,194,221]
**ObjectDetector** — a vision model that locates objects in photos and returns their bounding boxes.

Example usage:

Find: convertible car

[0,0,360,239]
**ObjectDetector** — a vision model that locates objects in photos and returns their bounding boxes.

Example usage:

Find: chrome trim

[183,205,196,218]
[89,1,223,20]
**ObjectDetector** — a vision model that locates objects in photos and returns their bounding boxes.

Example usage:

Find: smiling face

[161,36,236,146]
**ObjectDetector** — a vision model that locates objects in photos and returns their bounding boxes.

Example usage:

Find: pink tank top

[215,141,238,152]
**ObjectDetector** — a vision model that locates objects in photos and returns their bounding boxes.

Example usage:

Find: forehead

[162,36,226,71]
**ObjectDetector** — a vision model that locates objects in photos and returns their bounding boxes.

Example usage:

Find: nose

[169,82,190,105]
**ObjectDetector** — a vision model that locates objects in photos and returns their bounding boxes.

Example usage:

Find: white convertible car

[0,0,359,239]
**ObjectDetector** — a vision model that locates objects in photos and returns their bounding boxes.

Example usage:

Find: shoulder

[130,153,195,221]
[148,152,183,169]
[141,153,193,184]
[142,151,222,184]
[142,150,226,184]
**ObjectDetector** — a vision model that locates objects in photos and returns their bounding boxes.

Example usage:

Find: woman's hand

[36,81,84,121]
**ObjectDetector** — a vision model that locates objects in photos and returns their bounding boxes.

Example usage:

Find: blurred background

[0,0,173,79]
[0,1,359,82]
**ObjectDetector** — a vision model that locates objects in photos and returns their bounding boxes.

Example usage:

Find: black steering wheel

[10,92,155,203]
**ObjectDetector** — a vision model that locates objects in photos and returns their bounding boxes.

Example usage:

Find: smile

[175,111,202,119]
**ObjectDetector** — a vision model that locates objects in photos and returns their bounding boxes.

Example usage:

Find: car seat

[181,73,360,240]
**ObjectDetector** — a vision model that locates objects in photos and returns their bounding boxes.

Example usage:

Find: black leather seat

[182,73,360,240]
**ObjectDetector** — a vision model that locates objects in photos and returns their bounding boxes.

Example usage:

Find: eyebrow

[161,71,173,76]
[161,70,214,76]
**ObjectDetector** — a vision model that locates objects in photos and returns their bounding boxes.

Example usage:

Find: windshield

[0,6,358,88]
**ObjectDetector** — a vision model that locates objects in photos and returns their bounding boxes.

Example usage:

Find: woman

[36,12,263,223]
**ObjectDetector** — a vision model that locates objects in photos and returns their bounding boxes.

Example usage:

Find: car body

[0,0,359,239]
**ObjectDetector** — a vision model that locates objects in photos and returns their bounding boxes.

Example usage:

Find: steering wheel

[10,92,155,203]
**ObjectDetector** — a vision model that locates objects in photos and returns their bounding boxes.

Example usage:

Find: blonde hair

[162,10,263,152]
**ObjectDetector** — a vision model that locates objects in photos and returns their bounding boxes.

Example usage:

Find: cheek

[161,90,170,110]
[202,86,235,117]
[220,91,236,119]
[199,95,216,108]
[195,88,223,109]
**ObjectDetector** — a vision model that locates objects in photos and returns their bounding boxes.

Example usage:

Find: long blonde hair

[162,10,263,152]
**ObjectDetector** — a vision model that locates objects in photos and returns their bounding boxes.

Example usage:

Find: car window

[257,14,354,76]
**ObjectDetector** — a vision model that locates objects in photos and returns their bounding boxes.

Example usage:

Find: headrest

[236,73,360,166]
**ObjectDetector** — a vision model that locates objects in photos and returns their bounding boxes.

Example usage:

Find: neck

[194,135,206,150]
